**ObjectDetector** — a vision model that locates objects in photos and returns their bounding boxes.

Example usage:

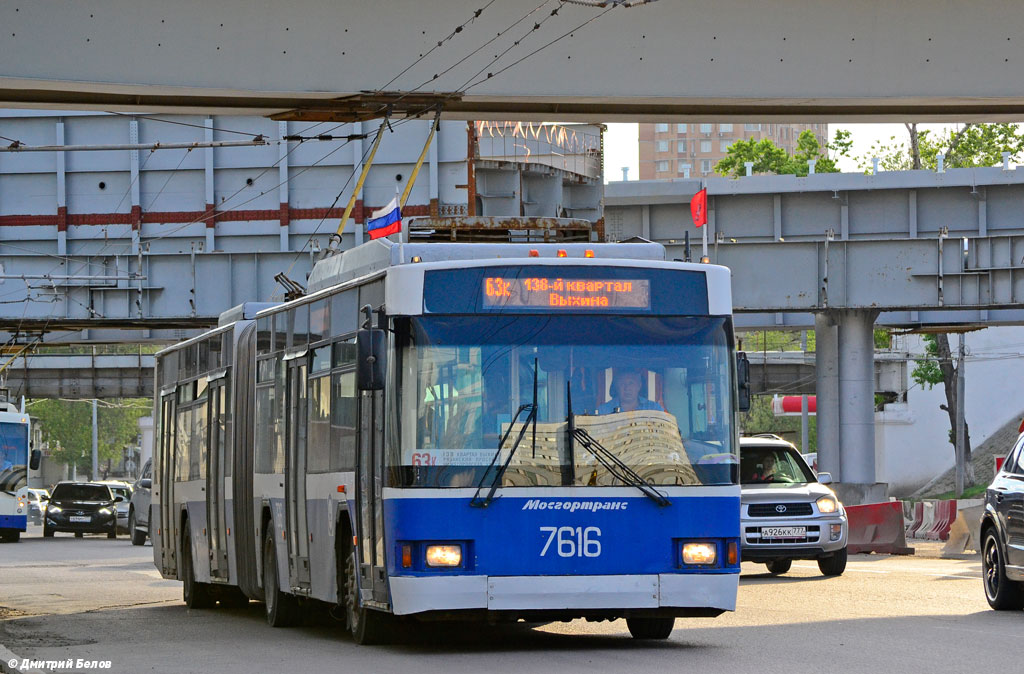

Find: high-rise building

[638,122,829,180]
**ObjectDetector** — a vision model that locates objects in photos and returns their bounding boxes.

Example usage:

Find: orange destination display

[483,276,651,309]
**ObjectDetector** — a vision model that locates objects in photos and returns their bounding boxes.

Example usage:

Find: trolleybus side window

[331,338,357,471]
[192,383,208,480]
[255,349,285,474]
[310,299,329,344]
[290,303,309,350]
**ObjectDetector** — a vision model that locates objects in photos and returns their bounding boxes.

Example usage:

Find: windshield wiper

[469,403,536,508]
[470,358,540,508]
[572,428,671,507]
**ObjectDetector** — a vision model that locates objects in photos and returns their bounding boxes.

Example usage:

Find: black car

[44,482,119,539]
[981,433,1024,609]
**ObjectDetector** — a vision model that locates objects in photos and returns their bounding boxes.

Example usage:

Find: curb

[0,643,45,674]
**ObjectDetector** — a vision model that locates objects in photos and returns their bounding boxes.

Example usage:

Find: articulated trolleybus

[153,232,748,642]
[0,391,39,543]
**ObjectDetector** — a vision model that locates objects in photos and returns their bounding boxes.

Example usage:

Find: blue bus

[153,235,748,642]
[0,394,36,543]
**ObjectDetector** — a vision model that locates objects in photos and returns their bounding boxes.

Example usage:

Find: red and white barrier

[846,501,915,555]
[924,500,958,540]
[904,501,925,539]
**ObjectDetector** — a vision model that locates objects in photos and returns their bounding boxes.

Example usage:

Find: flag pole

[701,180,708,261]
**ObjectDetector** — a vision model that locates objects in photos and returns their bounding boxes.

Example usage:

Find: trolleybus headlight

[425,544,462,567]
[682,542,717,566]
[816,496,839,514]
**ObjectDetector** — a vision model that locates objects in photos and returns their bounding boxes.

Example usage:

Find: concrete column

[814,312,840,480]
[837,308,884,503]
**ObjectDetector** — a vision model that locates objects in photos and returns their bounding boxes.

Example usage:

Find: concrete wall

[877,326,1024,496]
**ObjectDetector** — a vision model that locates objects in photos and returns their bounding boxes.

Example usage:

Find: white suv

[740,436,848,576]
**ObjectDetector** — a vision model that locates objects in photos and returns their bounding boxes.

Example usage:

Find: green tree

[911,333,974,487]
[855,123,1024,173]
[715,130,843,178]
[30,399,148,477]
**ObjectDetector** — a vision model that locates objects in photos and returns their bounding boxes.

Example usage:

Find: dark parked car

[44,482,118,539]
[981,432,1024,609]
[128,459,152,546]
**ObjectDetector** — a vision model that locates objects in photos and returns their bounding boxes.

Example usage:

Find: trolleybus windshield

[0,421,29,491]
[392,314,737,488]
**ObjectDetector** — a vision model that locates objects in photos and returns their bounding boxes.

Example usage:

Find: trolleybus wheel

[344,550,389,645]
[262,529,300,627]
[182,527,216,609]
[626,617,675,640]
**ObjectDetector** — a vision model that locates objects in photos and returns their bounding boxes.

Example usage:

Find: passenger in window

[597,369,663,414]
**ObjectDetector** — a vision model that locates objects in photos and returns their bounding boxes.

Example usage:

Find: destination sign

[483,277,651,309]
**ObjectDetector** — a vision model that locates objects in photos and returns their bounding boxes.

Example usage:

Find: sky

[602,122,963,182]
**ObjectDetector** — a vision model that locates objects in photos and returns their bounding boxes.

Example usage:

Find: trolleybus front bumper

[388,572,737,616]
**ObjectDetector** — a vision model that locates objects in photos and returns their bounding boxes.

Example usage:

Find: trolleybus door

[355,388,388,603]
[158,391,176,576]
[206,376,229,581]
[285,359,311,589]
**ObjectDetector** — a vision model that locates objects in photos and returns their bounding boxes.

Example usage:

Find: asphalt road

[1,525,1018,674]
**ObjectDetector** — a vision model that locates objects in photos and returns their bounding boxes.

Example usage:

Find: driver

[752,454,779,482]
[597,369,663,414]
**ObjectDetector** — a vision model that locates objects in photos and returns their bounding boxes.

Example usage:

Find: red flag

[690,187,707,228]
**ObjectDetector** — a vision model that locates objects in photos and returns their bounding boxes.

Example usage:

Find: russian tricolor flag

[367,197,401,240]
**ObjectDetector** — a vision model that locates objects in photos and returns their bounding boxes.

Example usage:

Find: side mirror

[29,448,42,471]
[736,351,751,413]
[139,478,152,489]
[357,328,386,391]
[817,471,833,485]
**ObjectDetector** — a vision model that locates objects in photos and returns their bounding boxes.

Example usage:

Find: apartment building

[638,122,829,179]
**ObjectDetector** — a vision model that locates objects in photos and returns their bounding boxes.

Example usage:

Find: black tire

[43,524,54,538]
[107,522,117,539]
[766,559,792,575]
[74,532,84,538]
[626,617,675,640]
[182,528,216,609]
[983,528,1024,610]
[818,547,848,576]
[344,549,390,644]
[0,530,20,543]
[129,511,146,546]
[262,529,300,627]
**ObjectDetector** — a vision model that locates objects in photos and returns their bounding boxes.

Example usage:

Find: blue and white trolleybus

[152,232,748,642]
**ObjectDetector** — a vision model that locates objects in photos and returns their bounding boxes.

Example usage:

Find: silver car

[740,436,848,576]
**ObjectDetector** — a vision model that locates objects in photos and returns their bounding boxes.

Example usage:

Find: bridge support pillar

[835,309,887,505]
[815,311,840,481]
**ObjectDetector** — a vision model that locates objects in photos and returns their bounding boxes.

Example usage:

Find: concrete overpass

[2,1,1024,121]
[0,349,908,401]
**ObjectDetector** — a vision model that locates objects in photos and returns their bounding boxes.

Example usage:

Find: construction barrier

[924,500,958,540]
[941,501,985,555]
[911,501,937,540]
[904,501,925,539]
[846,501,915,555]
